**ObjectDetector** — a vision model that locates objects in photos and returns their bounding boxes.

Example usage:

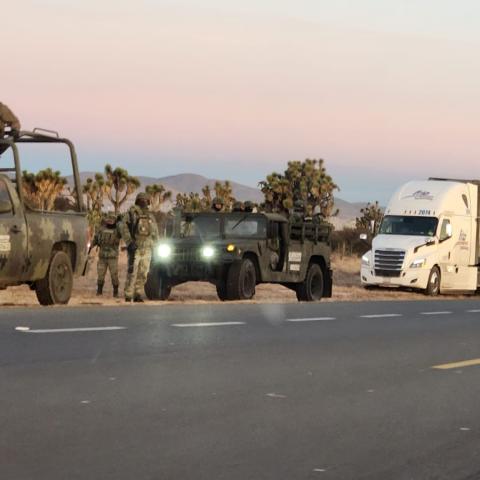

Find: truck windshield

[224,216,267,238]
[181,216,221,239]
[379,215,438,236]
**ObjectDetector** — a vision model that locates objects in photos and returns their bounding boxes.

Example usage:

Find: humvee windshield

[224,215,267,238]
[181,215,221,239]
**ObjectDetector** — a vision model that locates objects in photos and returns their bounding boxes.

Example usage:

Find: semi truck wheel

[425,266,441,296]
[296,263,324,302]
[226,258,256,300]
[35,251,73,306]
[144,268,172,300]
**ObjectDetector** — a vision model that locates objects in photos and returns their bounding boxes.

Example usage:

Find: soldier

[91,213,121,297]
[232,201,245,212]
[0,102,21,137]
[212,197,224,212]
[120,192,159,302]
[244,201,255,213]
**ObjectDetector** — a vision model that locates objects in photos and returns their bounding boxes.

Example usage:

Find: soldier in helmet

[243,201,255,213]
[232,201,245,212]
[212,197,224,212]
[91,213,121,297]
[120,192,159,302]
[0,102,21,138]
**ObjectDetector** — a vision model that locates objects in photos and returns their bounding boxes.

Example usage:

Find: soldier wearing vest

[91,213,121,297]
[120,192,159,302]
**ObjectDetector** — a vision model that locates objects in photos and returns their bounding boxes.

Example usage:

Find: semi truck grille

[374,249,405,277]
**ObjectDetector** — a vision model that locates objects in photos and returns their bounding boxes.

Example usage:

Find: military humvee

[145,211,333,301]
[0,129,88,305]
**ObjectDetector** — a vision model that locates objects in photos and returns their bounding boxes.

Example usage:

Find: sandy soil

[0,252,470,307]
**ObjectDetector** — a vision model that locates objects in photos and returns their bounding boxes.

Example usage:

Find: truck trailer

[361,178,480,295]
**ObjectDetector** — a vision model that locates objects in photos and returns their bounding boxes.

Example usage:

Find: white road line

[286,317,335,322]
[466,309,480,313]
[15,326,126,333]
[360,313,402,318]
[420,311,452,316]
[171,322,245,328]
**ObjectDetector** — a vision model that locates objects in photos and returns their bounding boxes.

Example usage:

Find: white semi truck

[361,178,480,296]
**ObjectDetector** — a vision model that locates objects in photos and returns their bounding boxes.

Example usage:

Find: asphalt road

[1,299,480,480]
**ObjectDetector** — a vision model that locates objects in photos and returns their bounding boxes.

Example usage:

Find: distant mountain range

[76,172,367,228]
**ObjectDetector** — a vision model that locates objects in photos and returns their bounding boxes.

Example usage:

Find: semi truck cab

[361,178,480,295]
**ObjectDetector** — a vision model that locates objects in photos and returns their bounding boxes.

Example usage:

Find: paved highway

[1,299,480,479]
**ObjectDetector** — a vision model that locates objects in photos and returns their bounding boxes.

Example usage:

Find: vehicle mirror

[0,200,12,214]
[359,233,368,241]
[370,220,375,233]
[446,223,452,238]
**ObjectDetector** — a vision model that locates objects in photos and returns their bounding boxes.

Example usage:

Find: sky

[2,0,480,203]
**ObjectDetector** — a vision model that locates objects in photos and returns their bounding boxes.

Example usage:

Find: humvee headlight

[226,244,235,252]
[201,246,215,259]
[157,244,172,259]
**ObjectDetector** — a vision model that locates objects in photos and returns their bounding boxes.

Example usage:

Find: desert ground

[0,253,470,307]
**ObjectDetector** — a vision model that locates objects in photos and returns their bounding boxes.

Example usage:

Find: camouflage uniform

[0,103,21,137]
[91,216,121,296]
[120,194,159,302]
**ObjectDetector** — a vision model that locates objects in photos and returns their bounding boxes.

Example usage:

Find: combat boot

[113,285,119,298]
[133,295,144,303]
[96,283,104,296]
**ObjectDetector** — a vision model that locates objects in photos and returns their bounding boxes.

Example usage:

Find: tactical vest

[98,229,119,248]
[135,214,152,238]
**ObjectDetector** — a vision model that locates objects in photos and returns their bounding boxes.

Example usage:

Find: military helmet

[135,192,151,208]
[294,199,304,209]
[212,197,224,211]
[232,201,244,212]
[243,201,255,213]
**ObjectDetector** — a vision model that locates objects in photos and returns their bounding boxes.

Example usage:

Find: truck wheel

[296,263,324,302]
[425,266,441,296]
[35,251,73,306]
[226,258,256,300]
[144,268,171,300]
[216,283,228,301]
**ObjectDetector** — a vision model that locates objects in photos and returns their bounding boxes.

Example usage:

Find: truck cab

[361,178,479,295]
[0,129,88,305]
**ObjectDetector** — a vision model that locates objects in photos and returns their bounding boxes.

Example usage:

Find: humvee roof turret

[145,210,332,301]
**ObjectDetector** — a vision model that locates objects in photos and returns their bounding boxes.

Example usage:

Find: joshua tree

[104,164,140,214]
[356,201,383,236]
[260,158,338,217]
[22,168,68,211]
[82,173,109,212]
[145,183,172,212]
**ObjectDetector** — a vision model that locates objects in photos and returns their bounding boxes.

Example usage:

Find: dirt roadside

[0,253,470,307]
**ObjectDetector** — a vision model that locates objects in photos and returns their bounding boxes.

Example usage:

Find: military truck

[145,211,333,301]
[0,129,88,305]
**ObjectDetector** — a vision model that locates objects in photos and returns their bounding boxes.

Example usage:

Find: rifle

[81,244,95,276]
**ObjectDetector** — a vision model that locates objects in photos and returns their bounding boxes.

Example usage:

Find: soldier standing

[120,192,159,302]
[0,102,21,137]
[91,213,121,297]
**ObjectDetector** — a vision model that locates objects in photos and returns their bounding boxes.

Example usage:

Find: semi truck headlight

[226,244,235,252]
[410,258,426,269]
[361,254,370,266]
[157,244,172,259]
[201,246,215,259]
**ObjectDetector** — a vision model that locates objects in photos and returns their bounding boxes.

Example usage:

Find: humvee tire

[35,251,73,305]
[425,266,441,297]
[145,268,172,300]
[226,257,256,300]
[216,283,228,301]
[296,263,324,302]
